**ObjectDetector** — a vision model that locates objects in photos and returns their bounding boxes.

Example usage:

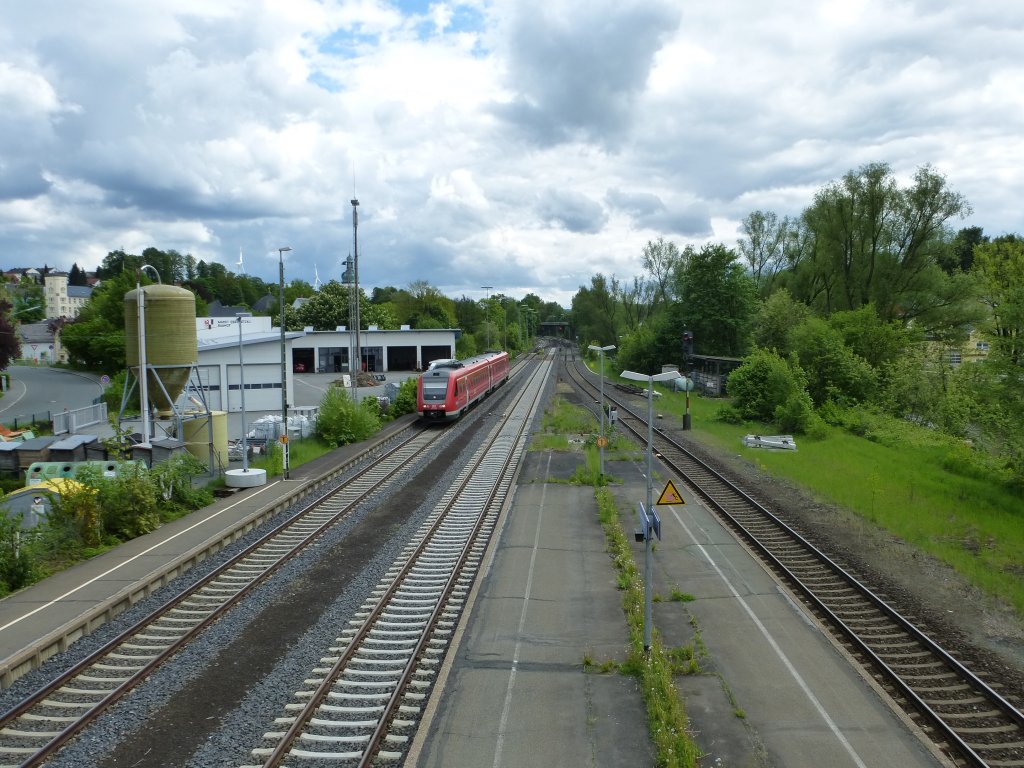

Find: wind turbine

[236,248,245,275]
[314,264,322,290]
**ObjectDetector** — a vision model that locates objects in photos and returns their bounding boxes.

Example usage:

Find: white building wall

[191,321,456,416]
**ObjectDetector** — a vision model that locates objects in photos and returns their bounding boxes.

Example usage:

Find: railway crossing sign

[656,479,684,506]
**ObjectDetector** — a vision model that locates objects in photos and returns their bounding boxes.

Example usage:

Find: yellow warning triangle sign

[656,479,685,506]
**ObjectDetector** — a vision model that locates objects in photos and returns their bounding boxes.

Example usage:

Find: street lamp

[621,367,678,653]
[237,313,251,472]
[481,286,493,350]
[351,198,360,403]
[588,344,615,477]
[136,264,162,448]
[224,311,266,488]
[278,246,291,479]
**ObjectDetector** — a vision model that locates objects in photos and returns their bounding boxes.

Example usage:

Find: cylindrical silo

[182,411,228,467]
[125,285,198,415]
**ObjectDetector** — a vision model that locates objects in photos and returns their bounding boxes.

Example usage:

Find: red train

[417,351,510,421]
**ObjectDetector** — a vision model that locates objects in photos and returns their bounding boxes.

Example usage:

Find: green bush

[727,348,809,423]
[0,516,34,593]
[388,377,418,418]
[95,466,161,540]
[773,390,820,434]
[789,317,877,407]
[714,404,745,424]
[316,385,381,446]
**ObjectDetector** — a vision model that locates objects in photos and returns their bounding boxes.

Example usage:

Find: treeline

[55,250,568,374]
[571,162,1024,489]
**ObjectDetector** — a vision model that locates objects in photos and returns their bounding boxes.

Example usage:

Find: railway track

[244,352,553,767]
[565,353,1024,768]
[0,421,460,767]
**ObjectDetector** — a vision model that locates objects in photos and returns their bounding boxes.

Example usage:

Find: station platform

[0,415,416,687]
[412,450,950,768]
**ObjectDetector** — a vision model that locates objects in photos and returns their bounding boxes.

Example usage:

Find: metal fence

[52,403,108,435]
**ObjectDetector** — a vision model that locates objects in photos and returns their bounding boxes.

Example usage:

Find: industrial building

[193,317,457,415]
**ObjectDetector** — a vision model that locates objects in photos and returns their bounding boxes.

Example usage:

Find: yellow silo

[125,284,198,415]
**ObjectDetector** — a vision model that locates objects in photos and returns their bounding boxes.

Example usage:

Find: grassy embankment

[617,375,1024,618]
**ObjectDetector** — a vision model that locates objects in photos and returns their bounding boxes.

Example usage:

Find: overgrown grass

[665,392,1024,617]
[245,437,335,477]
[595,487,701,768]
[542,397,598,434]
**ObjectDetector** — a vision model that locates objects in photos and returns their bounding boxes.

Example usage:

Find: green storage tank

[125,284,198,415]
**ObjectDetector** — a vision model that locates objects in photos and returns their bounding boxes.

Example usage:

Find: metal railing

[52,403,108,435]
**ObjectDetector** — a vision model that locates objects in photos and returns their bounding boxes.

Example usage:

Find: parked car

[294,362,306,373]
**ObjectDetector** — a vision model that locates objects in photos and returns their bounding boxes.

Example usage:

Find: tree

[96,249,142,281]
[826,305,918,369]
[294,281,359,330]
[752,289,812,354]
[941,226,988,274]
[667,243,757,358]
[788,317,878,407]
[641,237,682,309]
[738,210,791,296]
[12,281,45,322]
[619,274,655,333]
[973,235,1024,367]
[792,163,971,324]
[570,274,619,347]
[315,385,381,446]
[0,300,23,369]
[68,263,89,286]
[402,281,457,328]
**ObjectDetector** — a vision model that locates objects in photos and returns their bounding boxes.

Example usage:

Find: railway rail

[565,353,1024,768]
[0,354,535,767]
[244,353,552,766]
[0,424,459,767]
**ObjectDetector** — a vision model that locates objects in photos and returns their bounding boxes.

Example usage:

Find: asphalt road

[0,365,105,429]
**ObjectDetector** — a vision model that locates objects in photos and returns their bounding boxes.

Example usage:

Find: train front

[417,366,455,420]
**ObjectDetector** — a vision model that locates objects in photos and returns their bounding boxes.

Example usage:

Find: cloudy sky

[1,1,1022,307]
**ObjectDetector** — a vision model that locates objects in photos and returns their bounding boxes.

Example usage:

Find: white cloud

[0,0,1022,306]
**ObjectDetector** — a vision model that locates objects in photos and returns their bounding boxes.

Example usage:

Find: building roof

[207,300,248,317]
[252,293,277,313]
[18,322,53,344]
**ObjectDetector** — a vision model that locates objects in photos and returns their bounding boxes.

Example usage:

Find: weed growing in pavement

[670,587,696,603]
[665,645,700,676]
[570,444,617,486]
[530,433,571,451]
[595,487,701,768]
[582,650,619,674]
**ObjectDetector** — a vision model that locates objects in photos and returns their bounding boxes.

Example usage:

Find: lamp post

[237,312,251,472]
[136,265,162,448]
[588,344,615,477]
[224,311,267,488]
[621,367,678,653]
[278,246,291,479]
[351,198,360,403]
[481,286,493,350]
